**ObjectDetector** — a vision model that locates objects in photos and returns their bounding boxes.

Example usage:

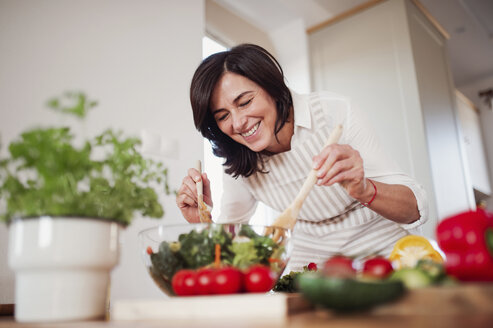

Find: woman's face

[210,72,282,153]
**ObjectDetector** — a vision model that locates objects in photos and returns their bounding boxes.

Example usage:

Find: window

[201,36,278,225]
[202,36,227,220]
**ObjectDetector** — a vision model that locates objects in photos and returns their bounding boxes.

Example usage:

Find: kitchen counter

[1,311,493,328]
[2,283,493,328]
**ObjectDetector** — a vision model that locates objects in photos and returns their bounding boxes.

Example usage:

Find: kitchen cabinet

[455,90,492,202]
[309,0,474,236]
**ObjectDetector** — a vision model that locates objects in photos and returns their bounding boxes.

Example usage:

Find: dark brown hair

[190,43,292,178]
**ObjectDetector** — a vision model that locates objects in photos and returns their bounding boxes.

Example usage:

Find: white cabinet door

[456,91,492,196]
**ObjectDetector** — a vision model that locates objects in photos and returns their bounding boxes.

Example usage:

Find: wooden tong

[196,160,212,223]
[267,124,343,242]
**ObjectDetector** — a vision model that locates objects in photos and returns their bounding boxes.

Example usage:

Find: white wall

[268,18,311,94]
[0,0,205,304]
[458,76,493,210]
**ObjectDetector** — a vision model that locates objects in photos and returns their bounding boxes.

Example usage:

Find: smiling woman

[178,43,427,272]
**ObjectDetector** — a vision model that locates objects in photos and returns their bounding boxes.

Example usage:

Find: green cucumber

[298,273,405,311]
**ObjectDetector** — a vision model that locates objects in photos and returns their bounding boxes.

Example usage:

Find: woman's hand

[176,168,213,223]
[312,144,373,203]
[313,144,420,223]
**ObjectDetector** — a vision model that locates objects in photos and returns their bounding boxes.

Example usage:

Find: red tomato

[146,246,153,255]
[307,262,318,271]
[212,267,243,294]
[171,269,197,296]
[362,257,394,279]
[196,268,216,295]
[244,265,275,293]
[323,255,356,278]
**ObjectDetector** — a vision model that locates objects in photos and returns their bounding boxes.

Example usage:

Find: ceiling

[215,0,493,87]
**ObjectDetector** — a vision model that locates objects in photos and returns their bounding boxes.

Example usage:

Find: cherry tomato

[362,257,394,279]
[244,265,275,293]
[323,255,356,278]
[196,267,216,295]
[146,246,153,255]
[171,269,197,296]
[212,267,243,294]
[307,262,318,271]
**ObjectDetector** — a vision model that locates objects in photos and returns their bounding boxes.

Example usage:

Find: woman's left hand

[312,144,370,202]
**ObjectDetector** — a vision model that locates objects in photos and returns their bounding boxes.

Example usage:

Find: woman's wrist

[357,179,377,206]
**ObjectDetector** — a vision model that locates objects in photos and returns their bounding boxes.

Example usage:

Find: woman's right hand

[176,168,213,223]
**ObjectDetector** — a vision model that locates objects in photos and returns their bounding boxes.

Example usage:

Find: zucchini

[298,273,405,311]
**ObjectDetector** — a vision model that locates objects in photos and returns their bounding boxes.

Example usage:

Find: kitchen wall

[205,0,311,94]
[205,0,276,55]
[458,77,493,211]
[0,0,205,303]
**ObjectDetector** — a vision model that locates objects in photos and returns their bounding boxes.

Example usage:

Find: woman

[176,44,427,271]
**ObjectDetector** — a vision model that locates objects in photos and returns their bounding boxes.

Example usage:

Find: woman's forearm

[355,179,420,224]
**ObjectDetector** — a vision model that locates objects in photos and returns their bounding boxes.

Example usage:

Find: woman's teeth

[241,122,260,137]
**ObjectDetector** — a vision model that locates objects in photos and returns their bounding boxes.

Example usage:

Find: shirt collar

[291,90,311,130]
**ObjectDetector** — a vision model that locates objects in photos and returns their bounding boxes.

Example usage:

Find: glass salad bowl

[139,223,293,296]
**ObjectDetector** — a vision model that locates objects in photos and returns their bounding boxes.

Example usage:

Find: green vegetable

[150,241,183,280]
[0,92,171,225]
[230,240,258,269]
[239,225,277,264]
[389,267,434,289]
[299,273,405,311]
[273,264,312,293]
[416,259,446,282]
[273,270,303,293]
[178,229,215,269]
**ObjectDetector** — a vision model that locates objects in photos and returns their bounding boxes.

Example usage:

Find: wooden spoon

[268,124,343,242]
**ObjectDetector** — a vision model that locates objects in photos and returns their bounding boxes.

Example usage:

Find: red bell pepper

[436,209,493,281]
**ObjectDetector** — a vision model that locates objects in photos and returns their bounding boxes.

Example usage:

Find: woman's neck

[263,106,294,155]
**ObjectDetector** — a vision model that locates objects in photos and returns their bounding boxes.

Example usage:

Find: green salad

[148,225,285,294]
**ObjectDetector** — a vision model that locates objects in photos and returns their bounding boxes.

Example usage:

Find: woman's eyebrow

[232,91,253,104]
[211,91,253,114]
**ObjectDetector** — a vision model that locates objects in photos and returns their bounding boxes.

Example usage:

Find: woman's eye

[217,113,228,121]
[239,99,252,107]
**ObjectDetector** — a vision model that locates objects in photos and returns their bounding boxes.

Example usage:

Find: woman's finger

[317,158,353,185]
[188,168,202,183]
[176,190,197,208]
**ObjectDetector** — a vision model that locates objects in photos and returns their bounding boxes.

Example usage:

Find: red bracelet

[362,179,377,207]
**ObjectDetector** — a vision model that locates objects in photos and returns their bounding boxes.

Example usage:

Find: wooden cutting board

[111,293,313,321]
[111,283,493,321]
[373,283,493,315]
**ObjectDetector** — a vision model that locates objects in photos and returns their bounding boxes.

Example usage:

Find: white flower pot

[8,216,122,322]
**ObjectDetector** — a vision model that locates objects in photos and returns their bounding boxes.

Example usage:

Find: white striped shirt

[216,91,428,271]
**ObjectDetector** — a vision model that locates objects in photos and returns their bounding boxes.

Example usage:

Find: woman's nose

[232,112,247,132]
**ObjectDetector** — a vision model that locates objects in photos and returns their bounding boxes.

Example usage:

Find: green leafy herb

[0,92,171,224]
[273,265,312,293]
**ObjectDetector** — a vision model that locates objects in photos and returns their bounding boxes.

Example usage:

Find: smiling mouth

[241,122,260,138]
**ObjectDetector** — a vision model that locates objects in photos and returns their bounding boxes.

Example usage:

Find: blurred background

[1,0,492,305]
